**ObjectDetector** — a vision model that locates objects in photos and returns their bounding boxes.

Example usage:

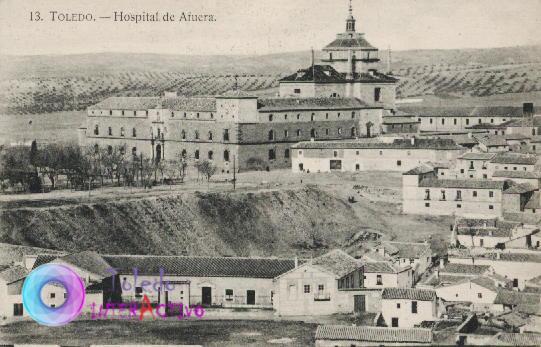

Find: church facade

[78,2,397,172]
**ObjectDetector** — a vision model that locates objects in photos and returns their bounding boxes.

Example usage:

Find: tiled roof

[440,263,491,275]
[470,276,499,292]
[402,106,475,118]
[103,255,296,278]
[466,123,508,129]
[32,254,61,269]
[292,138,462,150]
[501,116,541,128]
[490,333,541,346]
[160,97,216,112]
[381,288,436,301]
[460,152,496,160]
[419,178,505,190]
[503,182,536,194]
[473,134,508,147]
[525,192,541,209]
[494,289,540,306]
[491,152,538,165]
[217,90,257,99]
[363,261,403,274]
[257,97,369,112]
[488,252,541,263]
[403,164,436,175]
[493,171,541,179]
[315,325,432,343]
[456,226,513,238]
[381,241,431,259]
[311,249,361,278]
[0,265,28,284]
[323,34,376,50]
[88,97,160,110]
[280,64,397,84]
[56,251,114,279]
[470,106,524,117]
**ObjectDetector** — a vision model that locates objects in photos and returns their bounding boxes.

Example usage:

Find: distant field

[0,111,85,145]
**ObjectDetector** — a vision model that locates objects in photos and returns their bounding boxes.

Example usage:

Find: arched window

[108,127,112,136]
[120,127,125,137]
[119,146,125,155]
[195,150,200,160]
[132,147,137,156]
[284,149,290,159]
[181,130,186,140]
[311,113,315,121]
[94,125,99,135]
[269,114,273,122]
[208,131,213,141]
[224,150,230,162]
[181,149,187,158]
[195,130,199,140]
[296,129,301,137]
[208,151,214,160]
[310,129,316,138]
[107,145,113,155]
[223,129,230,141]
[132,128,137,137]
[268,149,276,160]
[351,127,356,137]
[284,114,288,120]
[268,130,275,141]
[338,127,342,135]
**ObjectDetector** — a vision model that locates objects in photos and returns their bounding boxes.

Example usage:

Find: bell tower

[346,0,356,33]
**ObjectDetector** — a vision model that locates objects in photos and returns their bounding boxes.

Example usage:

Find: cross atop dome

[346,0,356,32]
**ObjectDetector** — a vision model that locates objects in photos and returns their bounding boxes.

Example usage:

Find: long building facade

[78,4,396,172]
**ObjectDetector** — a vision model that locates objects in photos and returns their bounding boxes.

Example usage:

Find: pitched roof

[470,276,499,292]
[32,254,61,269]
[490,333,541,346]
[470,106,524,117]
[381,241,431,259]
[491,152,538,165]
[55,251,114,279]
[160,97,216,112]
[525,192,541,209]
[493,171,541,179]
[311,249,361,278]
[459,152,496,160]
[315,325,433,343]
[280,64,397,84]
[473,134,508,147]
[503,182,537,194]
[88,97,160,110]
[0,265,28,284]
[257,97,369,112]
[488,252,541,263]
[381,288,436,301]
[216,90,257,99]
[440,263,491,275]
[419,178,505,190]
[292,138,462,150]
[363,261,404,274]
[494,289,540,306]
[103,255,296,278]
[403,164,436,175]
[382,116,420,124]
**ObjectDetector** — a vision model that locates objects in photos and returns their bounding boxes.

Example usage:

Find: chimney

[523,103,534,118]
[439,258,445,269]
[294,256,298,268]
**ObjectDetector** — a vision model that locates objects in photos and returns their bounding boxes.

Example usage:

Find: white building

[373,241,432,283]
[291,138,464,173]
[380,288,439,328]
[362,261,413,289]
[435,277,500,309]
[315,325,433,346]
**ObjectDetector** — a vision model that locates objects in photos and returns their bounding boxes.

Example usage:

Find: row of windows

[91,110,148,117]
[94,125,137,137]
[395,301,418,314]
[303,284,326,293]
[425,202,494,210]
[268,127,354,140]
[424,189,494,201]
[267,112,356,122]
[426,118,508,125]
[180,129,230,141]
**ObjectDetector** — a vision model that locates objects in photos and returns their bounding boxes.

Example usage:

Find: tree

[196,160,217,183]
[176,151,189,183]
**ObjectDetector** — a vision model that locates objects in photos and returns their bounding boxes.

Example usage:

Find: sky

[1,0,540,56]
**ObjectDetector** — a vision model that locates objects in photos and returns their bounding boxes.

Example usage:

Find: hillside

[1,46,541,114]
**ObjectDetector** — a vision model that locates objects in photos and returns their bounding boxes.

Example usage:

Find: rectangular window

[374,87,381,102]
[294,88,301,94]
[392,318,399,327]
[454,119,457,125]
[489,205,494,210]
[318,284,324,291]
[457,204,462,208]
[135,287,143,297]
[50,293,55,299]
[412,301,418,314]
[376,274,382,285]
[478,293,482,298]
[225,289,234,301]
[397,303,401,309]
[304,285,311,293]
[397,160,402,166]
[489,191,494,198]
[425,202,430,207]
[13,303,23,316]
[473,191,477,197]
[466,119,470,125]
[456,190,462,201]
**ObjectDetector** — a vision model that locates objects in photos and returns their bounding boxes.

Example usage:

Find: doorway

[155,144,162,163]
[202,287,212,306]
[354,295,366,313]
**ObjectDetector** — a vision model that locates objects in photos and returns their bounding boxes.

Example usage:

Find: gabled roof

[292,138,461,150]
[160,97,216,111]
[257,97,369,112]
[216,90,257,99]
[440,263,491,275]
[491,152,538,165]
[494,289,540,307]
[382,116,420,124]
[311,249,361,278]
[32,254,61,269]
[315,325,433,343]
[459,152,496,160]
[0,265,28,284]
[470,276,499,292]
[363,261,404,274]
[403,164,436,175]
[473,134,508,147]
[103,254,296,279]
[503,182,536,194]
[380,241,431,259]
[382,288,436,301]
[88,97,160,110]
[55,251,114,279]
[493,171,541,179]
